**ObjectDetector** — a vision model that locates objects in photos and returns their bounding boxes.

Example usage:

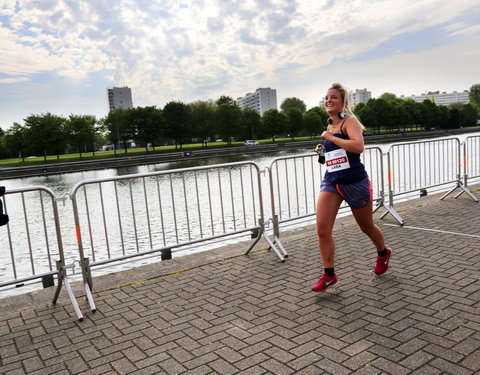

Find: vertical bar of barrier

[70,191,97,315]
[380,150,404,224]
[156,176,166,246]
[114,181,126,255]
[143,177,153,249]
[128,180,140,252]
[83,187,96,261]
[228,169,236,231]
[2,197,17,278]
[194,171,204,238]
[182,174,192,240]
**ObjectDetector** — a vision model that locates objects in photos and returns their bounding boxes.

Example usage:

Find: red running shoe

[311,273,337,292]
[374,248,392,275]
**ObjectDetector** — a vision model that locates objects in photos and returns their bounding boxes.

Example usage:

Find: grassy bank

[0,137,311,168]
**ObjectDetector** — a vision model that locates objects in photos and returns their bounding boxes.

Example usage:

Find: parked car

[244,140,259,146]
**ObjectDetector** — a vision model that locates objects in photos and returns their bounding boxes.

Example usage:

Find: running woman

[312,83,392,292]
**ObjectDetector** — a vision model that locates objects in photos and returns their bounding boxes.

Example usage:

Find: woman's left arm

[342,117,365,154]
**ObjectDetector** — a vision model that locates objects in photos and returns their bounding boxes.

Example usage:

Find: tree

[261,109,288,142]
[280,97,306,113]
[304,110,324,138]
[216,95,236,106]
[419,99,443,130]
[378,93,398,102]
[163,101,192,149]
[23,113,66,160]
[399,99,421,131]
[215,97,242,144]
[468,83,480,110]
[104,108,135,154]
[460,103,478,127]
[362,98,398,133]
[285,108,304,139]
[240,108,261,140]
[308,106,329,125]
[3,122,26,161]
[129,106,164,151]
[447,109,460,129]
[65,114,97,158]
[189,101,216,146]
[355,99,379,133]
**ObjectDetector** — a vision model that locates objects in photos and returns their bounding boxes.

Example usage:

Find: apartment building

[107,86,133,111]
[401,90,469,105]
[236,87,277,115]
[348,88,371,107]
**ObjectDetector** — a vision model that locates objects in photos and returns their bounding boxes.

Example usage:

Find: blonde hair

[327,83,365,131]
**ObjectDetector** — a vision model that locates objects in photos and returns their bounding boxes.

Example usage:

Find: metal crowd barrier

[463,135,480,189]
[384,139,477,225]
[70,161,266,314]
[266,147,389,251]
[0,186,83,320]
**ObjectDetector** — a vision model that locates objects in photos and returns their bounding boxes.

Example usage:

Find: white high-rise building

[236,87,277,115]
[401,90,469,105]
[108,86,133,111]
[348,88,371,107]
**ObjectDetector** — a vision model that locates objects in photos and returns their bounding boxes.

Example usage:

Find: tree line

[1,84,479,161]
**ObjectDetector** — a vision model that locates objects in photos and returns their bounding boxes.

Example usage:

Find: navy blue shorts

[320,176,373,209]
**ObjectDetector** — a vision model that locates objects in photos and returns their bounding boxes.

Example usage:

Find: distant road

[1,127,478,179]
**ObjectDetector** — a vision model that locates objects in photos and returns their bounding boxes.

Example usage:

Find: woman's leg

[316,191,343,268]
[351,201,385,251]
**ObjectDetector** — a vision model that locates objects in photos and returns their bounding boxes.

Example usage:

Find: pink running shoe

[311,273,337,292]
[374,248,392,275]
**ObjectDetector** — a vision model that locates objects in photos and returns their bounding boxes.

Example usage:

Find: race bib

[325,149,351,172]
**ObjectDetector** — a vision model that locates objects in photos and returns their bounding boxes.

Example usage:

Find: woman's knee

[358,223,378,236]
[316,224,333,239]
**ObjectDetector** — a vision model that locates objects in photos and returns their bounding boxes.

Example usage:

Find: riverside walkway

[1,190,479,374]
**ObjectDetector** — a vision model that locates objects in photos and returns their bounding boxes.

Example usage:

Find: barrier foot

[81,257,97,313]
[442,183,478,202]
[53,260,84,321]
[245,229,263,256]
[380,205,404,225]
[84,282,97,313]
[372,197,386,214]
[246,219,287,261]
[263,233,288,262]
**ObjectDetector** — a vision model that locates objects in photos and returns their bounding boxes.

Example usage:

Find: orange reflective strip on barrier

[388,170,392,183]
[75,225,82,245]
[463,156,467,168]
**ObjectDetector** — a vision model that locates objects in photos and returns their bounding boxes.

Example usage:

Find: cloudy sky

[1,0,479,129]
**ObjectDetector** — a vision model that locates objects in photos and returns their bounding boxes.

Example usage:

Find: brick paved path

[1,194,479,374]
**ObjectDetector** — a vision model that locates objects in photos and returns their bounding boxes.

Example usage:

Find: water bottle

[314,144,325,164]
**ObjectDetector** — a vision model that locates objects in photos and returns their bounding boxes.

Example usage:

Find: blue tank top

[323,126,367,185]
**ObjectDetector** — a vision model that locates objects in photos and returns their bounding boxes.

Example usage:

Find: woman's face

[324,89,344,116]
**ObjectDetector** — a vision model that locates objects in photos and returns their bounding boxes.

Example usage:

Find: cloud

[0,0,479,126]
[445,23,480,36]
[0,77,29,83]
